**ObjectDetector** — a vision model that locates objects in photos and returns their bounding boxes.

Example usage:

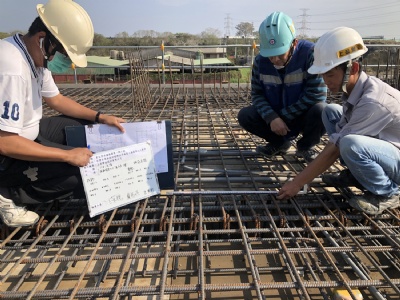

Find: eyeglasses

[49,38,68,57]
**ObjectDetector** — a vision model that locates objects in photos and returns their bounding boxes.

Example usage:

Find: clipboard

[65,120,174,189]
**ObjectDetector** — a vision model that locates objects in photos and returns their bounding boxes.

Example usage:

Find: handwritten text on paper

[80,142,160,218]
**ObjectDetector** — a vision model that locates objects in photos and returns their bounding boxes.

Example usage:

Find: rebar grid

[1,85,400,300]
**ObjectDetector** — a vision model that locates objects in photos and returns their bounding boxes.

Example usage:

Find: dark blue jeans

[237,102,327,150]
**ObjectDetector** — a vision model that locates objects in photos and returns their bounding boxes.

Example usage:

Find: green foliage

[199,28,222,45]
[235,22,255,38]
[239,68,252,83]
[0,32,10,39]
[228,69,252,83]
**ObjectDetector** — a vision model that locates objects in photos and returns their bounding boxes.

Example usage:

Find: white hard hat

[308,27,368,74]
[37,0,94,67]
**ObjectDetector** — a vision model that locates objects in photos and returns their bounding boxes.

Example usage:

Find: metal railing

[58,43,400,90]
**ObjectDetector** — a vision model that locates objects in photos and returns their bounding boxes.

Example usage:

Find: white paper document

[85,121,168,173]
[80,142,160,218]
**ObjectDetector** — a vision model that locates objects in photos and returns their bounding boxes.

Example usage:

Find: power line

[305,1,400,39]
[224,13,232,37]
[309,10,400,24]
[311,1,399,16]
[297,8,310,38]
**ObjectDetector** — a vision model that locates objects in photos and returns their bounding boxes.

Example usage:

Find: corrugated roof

[56,56,130,75]
[177,47,227,54]
[160,54,234,66]
[86,56,130,67]
[198,57,233,65]
[57,54,233,76]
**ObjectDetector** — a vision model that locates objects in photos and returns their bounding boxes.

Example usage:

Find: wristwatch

[95,111,102,123]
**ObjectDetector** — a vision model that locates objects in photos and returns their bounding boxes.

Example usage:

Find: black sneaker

[322,169,364,190]
[256,141,291,157]
[295,148,318,163]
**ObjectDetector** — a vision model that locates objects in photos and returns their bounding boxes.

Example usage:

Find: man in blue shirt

[238,12,327,162]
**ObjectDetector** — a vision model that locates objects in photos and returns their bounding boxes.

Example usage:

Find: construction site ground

[1,83,400,300]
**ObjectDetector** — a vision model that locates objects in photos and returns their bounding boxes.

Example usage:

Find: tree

[160,32,177,46]
[0,32,10,39]
[93,33,112,46]
[0,30,22,39]
[132,30,159,38]
[198,28,222,45]
[174,33,197,46]
[115,31,130,39]
[89,33,113,56]
[235,22,255,38]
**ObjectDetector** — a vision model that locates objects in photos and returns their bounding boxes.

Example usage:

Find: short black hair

[28,17,47,35]
[27,16,57,42]
[27,16,61,55]
[337,56,363,73]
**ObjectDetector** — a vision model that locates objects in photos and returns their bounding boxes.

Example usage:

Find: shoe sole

[295,152,316,163]
[256,148,289,157]
[379,199,400,214]
[349,197,400,215]
[257,152,288,158]
[348,197,373,214]
[0,214,39,227]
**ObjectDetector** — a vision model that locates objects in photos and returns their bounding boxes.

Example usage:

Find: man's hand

[276,180,303,200]
[270,118,290,136]
[277,143,341,200]
[65,148,93,167]
[99,115,126,132]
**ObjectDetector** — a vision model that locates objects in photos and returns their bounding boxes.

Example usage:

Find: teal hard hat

[259,12,296,57]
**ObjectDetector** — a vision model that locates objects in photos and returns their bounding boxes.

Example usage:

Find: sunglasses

[48,38,68,57]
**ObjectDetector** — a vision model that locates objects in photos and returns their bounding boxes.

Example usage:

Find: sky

[1,0,400,40]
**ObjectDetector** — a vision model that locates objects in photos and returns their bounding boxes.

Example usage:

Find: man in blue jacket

[238,12,327,162]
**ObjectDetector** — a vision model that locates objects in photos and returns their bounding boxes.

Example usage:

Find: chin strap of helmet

[282,41,296,68]
[341,60,352,94]
[341,56,363,94]
[39,36,53,68]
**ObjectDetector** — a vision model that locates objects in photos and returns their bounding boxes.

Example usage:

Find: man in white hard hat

[237,12,327,163]
[277,27,400,215]
[0,0,126,227]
